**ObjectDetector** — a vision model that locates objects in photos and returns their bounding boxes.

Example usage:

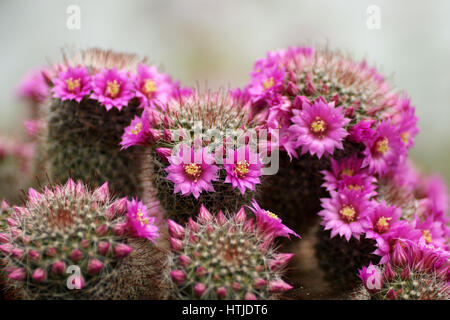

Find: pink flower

[348,119,375,143]
[365,201,403,253]
[133,63,175,108]
[247,61,285,105]
[223,146,263,195]
[52,66,92,103]
[126,199,159,243]
[120,113,150,149]
[318,190,373,241]
[395,98,419,149]
[289,100,350,159]
[16,67,48,103]
[248,200,300,240]
[165,144,219,199]
[358,263,383,294]
[91,68,134,111]
[362,120,405,176]
[414,216,447,250]
[337,173,377,199]
[321,155,364,192]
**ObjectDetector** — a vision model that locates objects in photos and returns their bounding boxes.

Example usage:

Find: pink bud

[65,178,76,193]
[194,283,206,298]
[28,188,42,204]
[188,217,201,232]
[1,199,9,210]
[170,270,186,284]
[234,207,246,223]
[88,259,104,275]
[170,237,184,251]
[243,219,254,233]
[6,217,18,227]
[386,287,397,300]
[383,263,396,281]
[163,128,173,142]
[156,147,172,161]
[32,268,47,283]
[69,249,83,262]
[195,266,206,277]
[268,253,294,270]
[28,249,40,260]
[198,205,213,223]
[12,248,24,259]
[80,239,90,248]
[400,265,410,280]
[286,81,300,96]
[244,292,257,300]
[95,224,108,236]
[217,211,227,226]
[232,282,240,291]
[268,279,293,293]
[254,278,267,289]
[0,233,9,243]
[97,241,110,255]
[168,219,185,239]
[114,243,133,258]
[112,222,127,236]
[216,287,227,299]
[93,182,109,202]
[189,232,198,244]
[304,81,316,96]
[392,240,408,267]
[8,268,25,281]
[46,247,57,256]
[179,255,191,267]
[52,261,66,275]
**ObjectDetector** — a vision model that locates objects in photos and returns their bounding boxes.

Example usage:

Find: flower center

[376,137,390,155]
[265,210,278,219]
[339,205,357,223]
[66,77,80,92]
[422,229,432,244]
[136,209,149,226]
[233,160,250,178]
[310,117,327,137]
[143,79,157,95]
[401,132,409,145]
[131,122,142,135]
[263,77,275,90]
[341,168,354,177]
[347,184,363,191]
[106,80,120,98]
[375,216,392,233]
[184,163,202,181]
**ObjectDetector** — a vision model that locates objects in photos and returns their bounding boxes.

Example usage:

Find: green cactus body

[0,180,169,299]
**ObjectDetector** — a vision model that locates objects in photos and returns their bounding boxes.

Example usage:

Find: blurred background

[0,0,449,183]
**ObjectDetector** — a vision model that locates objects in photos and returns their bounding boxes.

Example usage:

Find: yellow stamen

[136,209,149,226]
[265,210,278,219]
[347,184,363,191]
[375,216,392,233]
[131,122,142,135]
[263,77,275,90]
[341,168,354,177]
[422,229,432,244]
[401,132,409,145]
[376,137,390,155]
[310,117,327,135]
[66,77,80,92]
[184,163,202,182]
[233,160,250,178]
[340,205,357,223]
[106,80,120,98]
[143,79,157,95]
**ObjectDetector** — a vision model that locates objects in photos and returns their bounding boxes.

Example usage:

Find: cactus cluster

[0,180,168,299]
[168,204,297,299]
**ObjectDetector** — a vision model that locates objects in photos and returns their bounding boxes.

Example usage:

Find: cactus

[124,91,266,222]
[0,179,170,299]
[353,242,449,300]
[240,46,417,236]
[46,48,182,198]
[168,203,298,300]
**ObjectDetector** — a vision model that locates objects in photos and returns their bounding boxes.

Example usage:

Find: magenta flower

[318,190,373,241]
[362,120,405,176]
[365,201,402,253]
[91,68,134,111]
[223,146,263,195]
[289,99,350,159]
[248,200,300,240]
[414,216,447,250]
[134,63,174,108]
[395,98,419,149]
[16,67,48,103]
[321,155,364,192]
[126,199,159,243]
[337,174,377,199]
[247,64,285,105]
[165,144,219,199]
[358,262,383,294]
[348,119,375,143]
[52,66,92,103]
